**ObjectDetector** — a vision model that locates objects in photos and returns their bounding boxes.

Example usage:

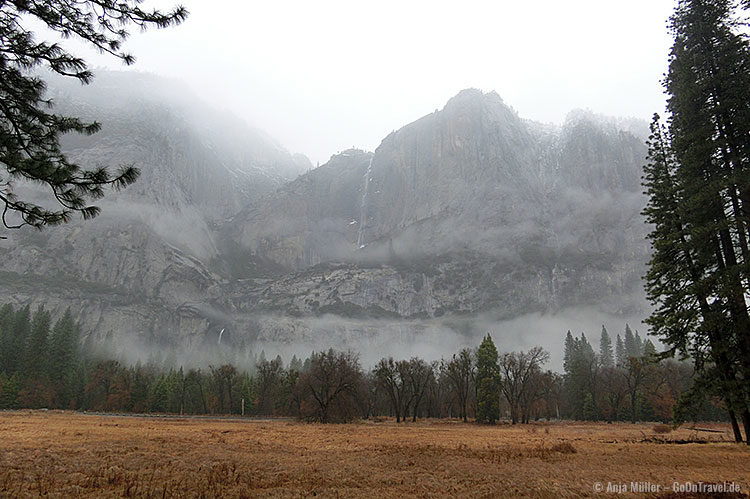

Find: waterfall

[356,156,374,248]
[218,328,225,345]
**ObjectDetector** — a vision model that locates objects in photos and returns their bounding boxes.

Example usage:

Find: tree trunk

[728,410,743,443]
[412,393,423,422]
[742,409,750,445]
[198,383,207,414]
[227,380,234,414]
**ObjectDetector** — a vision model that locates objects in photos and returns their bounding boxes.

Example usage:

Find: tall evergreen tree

[624,324,639,359]
[615,334,626,367]
[563,334,598,420]
[634,331,645,357]
[6,305,31,375]
[0,372,19,409]
[475,334,500,423]
[579,333,595,362]
[48,309,80,405]
[643,0,750,443]
[644,113,746,441]
[0,303,15,373]
[24,306,51,377]
[563,330,575,373]
[599,326,614,367]
[643,340,657,358]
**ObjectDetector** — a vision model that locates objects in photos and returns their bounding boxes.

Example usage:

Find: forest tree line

[0,303,727,423]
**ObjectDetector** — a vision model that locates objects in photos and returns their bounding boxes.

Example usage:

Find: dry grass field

[0,411,748,498]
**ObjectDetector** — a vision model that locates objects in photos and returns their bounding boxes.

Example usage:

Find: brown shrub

[652,424,672,434]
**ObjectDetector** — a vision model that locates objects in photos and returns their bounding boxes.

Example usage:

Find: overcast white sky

[63,0,676,165]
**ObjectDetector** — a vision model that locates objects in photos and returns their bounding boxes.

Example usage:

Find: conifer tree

[0,372,19,408]
[24,305,51,377]
[563,330,575,373]
[0,303,15,373]
[624,324,638,359]
[643,0,750,442]
[615,334,626,367]
[599,326,614,367]
[634,331,645,357]
[7,305,31,375]
[579,333,595,363]
[582,393,598,421]
[643,340,657,358]
[644,113,746,441]
[475,334,500,423]
[48,309,80,404]
[0,1,187,231]
[562,334,597,420]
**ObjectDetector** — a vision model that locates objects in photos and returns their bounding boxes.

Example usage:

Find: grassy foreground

[0,411,748,498]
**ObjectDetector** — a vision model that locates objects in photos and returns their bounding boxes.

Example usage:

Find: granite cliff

[0,78,650,365]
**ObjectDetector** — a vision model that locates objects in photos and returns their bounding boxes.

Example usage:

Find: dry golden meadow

[0,411,748,498]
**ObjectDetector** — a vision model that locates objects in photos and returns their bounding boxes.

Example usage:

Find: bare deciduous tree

[374,357,408,422]
[405,358,435,422]
[440,349,474,422]
[499,347,549,424]
[299,349,362,423]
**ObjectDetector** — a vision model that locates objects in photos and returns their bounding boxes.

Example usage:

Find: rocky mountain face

[0,72,310,357]
[0,79,650,365]
[232,90,649,321]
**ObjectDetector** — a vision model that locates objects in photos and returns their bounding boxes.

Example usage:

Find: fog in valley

[2,1,678,372]
[5,2,750,495]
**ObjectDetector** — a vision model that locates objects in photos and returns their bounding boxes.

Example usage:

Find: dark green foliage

[0,1,186,230]
[623,324,641,359]
[289,355,303,372]
[582,393,598,421]
[0,302,730,423]
[673,372,735,423]
[48,308,78,372]
[148,375,170,413]
[0,303,14,369]
[24,306,50,376]
[210,364,238,414]
[7,305,30,374]
[615,334,626,367]
[0,372,20,408]
[563,330,575,373]
[599,326,614,368]
[562,333,597,420]
[475,334,500,423]
[642,0,750,442]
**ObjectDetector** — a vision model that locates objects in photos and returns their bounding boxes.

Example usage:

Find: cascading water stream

[356,156,374,248]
